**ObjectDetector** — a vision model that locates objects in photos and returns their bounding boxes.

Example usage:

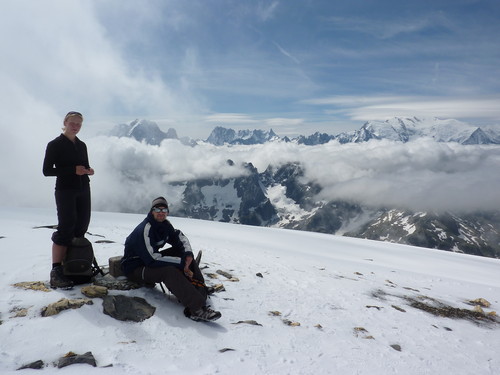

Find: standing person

[43,111,94,289]
[121,197,221,322]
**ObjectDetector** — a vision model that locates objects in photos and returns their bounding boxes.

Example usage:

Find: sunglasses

[152,207,169,213]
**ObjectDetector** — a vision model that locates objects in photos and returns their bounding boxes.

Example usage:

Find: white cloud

[304,95,500,124]
[81,137,500,214]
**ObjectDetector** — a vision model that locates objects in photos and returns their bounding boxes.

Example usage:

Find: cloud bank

[80,137,500,214]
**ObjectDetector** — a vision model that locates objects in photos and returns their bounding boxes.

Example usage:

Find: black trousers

[128,261,208,311]
[52,186,91,246]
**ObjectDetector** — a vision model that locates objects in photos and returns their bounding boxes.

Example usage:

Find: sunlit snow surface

[1,207,499,374]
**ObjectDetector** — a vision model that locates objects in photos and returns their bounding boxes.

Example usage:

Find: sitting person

[121,197,221,322]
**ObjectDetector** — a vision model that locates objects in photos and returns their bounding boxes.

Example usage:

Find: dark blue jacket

[121,213,194,275]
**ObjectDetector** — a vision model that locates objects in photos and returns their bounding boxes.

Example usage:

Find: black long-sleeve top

[43,134,91,190]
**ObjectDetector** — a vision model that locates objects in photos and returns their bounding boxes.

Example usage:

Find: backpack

[63,237,103,284]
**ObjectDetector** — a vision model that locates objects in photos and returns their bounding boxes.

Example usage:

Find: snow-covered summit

[348,117,498,144]
[206,126,280,145]
[108,119,178,145]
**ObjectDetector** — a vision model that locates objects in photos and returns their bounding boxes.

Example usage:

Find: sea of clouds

[83,136,500,214]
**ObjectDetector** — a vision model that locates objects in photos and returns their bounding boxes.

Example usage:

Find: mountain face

[345,210,500,258]
[206,126,280,145]
[108,119,180,145]
[166,160,500,259]
[175,161,279,227]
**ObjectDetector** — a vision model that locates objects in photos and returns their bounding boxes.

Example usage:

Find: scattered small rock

[268,311,281,316]
[366,305,383,310]
[232,320,262,326]
[41,298,93,317]
[282,319,300,327]
[10,306,30,318]
[467,298,491,308]
[17,360,45,370]
[390,344,402,352]
[353,327,374,339]
[385,280,397,287]
[392,305,406,313]
[57,351,96,369]
[81,285,108,298]
[216,270,239,282]
[13,281,51,293]
[219,348,236,353]
[473,305,484,314]
[403,287,420,292]
[314,324,323,329]
[212,284,226,292]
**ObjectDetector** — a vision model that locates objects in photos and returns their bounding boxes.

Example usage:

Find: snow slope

[1,208,499,374]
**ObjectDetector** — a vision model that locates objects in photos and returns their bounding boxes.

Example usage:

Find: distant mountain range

[174,161,500,259]
[108,117,500,146]
[105,117,500,258]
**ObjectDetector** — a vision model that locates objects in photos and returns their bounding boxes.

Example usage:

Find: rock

[390,344,402,352]
[41,298,93,317]
[473,305,485,314]
[216,270,239,282]
[93,273,144,290]
[353,326,375,339]
[17,360,44,370]
[81,285,108,298]
[282,319,300,326]
[392,305,406,312]
[108,256,124,277]
[219,348,236,353]
[468,298,491,308]
[12,281,51,292]
[57,351,97,368]
[232,320,262,326]
[212,284,225,292]
[10,306,30,318]
[102,295,155,322]
[256,272,263,278]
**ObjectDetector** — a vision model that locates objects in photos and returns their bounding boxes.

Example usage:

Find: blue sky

[1,0,500,138]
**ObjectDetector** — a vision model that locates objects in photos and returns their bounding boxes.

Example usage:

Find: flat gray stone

[102,295,155,322]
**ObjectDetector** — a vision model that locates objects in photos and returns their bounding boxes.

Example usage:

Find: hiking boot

[185,306,221,322]
[50,266,74,289]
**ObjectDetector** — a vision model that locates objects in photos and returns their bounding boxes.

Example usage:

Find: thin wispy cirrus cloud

[304,96,500,124]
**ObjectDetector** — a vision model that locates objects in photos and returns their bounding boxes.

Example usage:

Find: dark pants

[52,186,91,246]
[128,261,207,311]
